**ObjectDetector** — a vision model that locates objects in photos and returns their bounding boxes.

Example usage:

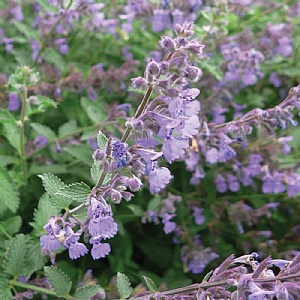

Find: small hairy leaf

[58,119,77,138]
[3,123,22,153]
[31,123,56,141]
[0,168,20,213]
[3,234,28,277]
[56,182,91,203]
[117,272,132,299]
[1,216,22,235]
[45,266,72,297]
[142,276,157,294]
[0,276,13,300]
[97,131,108,150]
[38,173,72,208]
[91,161,102,185]
[30,193,60,234]
[64,144,93,165]
[0,109,16,124]
[73,285,104,300]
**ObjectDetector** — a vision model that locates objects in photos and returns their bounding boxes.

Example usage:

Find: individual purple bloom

[262,171,285,194]
[87,86,98,101]
[216,174,227,193]
[285,173,300,197]
[278,136,293,154]
[227,174,240,192]
[34,135,48,148]
[185,152,200,172]
[10,5,24,21]
[122,46,133,60]
[248,154,262,176]
[190,166,205,185]
[212,107,228,124]
[90,238,111,259]
[206,147,219,164]
[3,38,14,53]
[68,242,88,260]
[162,137,189,163]
[192,207,205,225]
[241,167,253,186]
[218,134,237,162]
[112,141,128,167]
[151,9,170,32]
[274,37,293,57]
[269,72,282,87]
[242,70,258,86]
[162,213,176,234]
[55,38,69,55]
[8,93,19,111]
[30,39,41,62]
[149,167,173,194]
[40,234,61,251]
[172,9,184,28]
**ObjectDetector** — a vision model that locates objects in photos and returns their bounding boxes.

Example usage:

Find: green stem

[11,281,57,297]
[19,87,28,179]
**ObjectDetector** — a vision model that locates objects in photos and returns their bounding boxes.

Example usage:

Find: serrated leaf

[58,119,77,138]
[127,204,144,217]
[29,95,57,115]
[38,173,72,208]
[0,276,13,300]
[45,266,72,297]
[90,162,102,185]
[14,22,39,40]
[73,285,104,300]
[97,131,108,150]
[56,182,91,203]
[117,272,132,299]
[142,276,157,294]
[29,193,60,235]
[3,123,22,153]
[0,109,16,124]
[31,123,56,141]
[3,234,28,277]
[2,216,22,235]
[0,169,20,213]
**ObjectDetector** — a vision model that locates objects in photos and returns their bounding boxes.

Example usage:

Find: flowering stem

[19,87,28,180]
[11,281,57,297]
[33,0,73,65]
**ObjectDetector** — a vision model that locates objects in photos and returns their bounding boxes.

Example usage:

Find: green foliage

[142,276,157,294]
[56,182,91,203]
[38,173,72,208]
[73,285,104,300]
[0,169,20,213]
[44,266,72,297]
[117,272,133,299]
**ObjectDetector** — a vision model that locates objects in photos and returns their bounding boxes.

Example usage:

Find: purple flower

[216,174,227,193]
[162,137,189,163]
[10,5,24,21]
[269,72,282,87]
[149,167,173,194]
[112,141,128,167]
[87,86,98,101]
[8,93,19,111]
[278,136,293,154]
[90,238,111,259]
[55,38,69,55]
[34,135,48,148]
[162,213,176,234]
[262,171,285,194]
[227,174,240,192]
[68,242,88,260]
[206,147,219,164]
[192,207,205,225]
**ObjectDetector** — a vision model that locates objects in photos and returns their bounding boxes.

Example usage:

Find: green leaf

[56,182,91,203]
[58,119,78,138]
[127,204,144,217]
[0,109,16,124]
[0,276,13,300]
[3,123,22,153]
[1,216,22,235]
[29,95,57,115]
[3,234,28,277]
[0,155,18,167]
[37,0,59,13]
[29,193,60,235]
[14,22,39,40]
[117,272,132,299]
[142,276,157,294]
[43,48,66,71]
[73,285,104,300]
[97,131,108,150]
[64,144,93,165]
[0,169,20,213]
[38,173,72,208]
[31,123,56,141]
[45,266,72,297]
[147,195,161,211]
[90,162,102,185]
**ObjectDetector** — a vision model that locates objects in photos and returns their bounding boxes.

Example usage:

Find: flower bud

[110,189,122,204]
[186,66,202,82]
[146,60,160,77]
